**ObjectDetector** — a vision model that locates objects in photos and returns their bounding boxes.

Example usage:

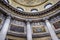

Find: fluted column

[45,20,59,40]
[27,22,32,40]
[0,16,11,40]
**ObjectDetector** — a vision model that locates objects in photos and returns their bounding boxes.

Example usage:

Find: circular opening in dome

[44,3,52,9]
[17,7,24,11]
[4,0,9,3]
[31,9,38,12]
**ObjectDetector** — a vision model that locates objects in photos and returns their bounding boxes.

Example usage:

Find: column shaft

[0,16,11,40]
[45,20,59,40]
[27,22,32,40]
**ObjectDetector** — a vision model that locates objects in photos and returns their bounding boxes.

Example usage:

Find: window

[5,0,9,3]
[31,9,38,12]
[44,3,52,9]
[17,7,24,11]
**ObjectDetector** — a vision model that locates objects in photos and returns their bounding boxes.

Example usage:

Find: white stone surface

[0,16,11,40]
[27,22,32,40]
[45,20,59,40]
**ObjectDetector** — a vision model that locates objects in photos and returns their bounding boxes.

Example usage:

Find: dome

[0,0,60,40]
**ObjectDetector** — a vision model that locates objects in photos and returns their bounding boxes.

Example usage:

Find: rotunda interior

[0,0,60,40]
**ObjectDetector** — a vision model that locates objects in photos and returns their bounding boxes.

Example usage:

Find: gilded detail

[13,0,48,7]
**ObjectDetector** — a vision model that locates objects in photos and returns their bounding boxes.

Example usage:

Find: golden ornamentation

[33,26,46,33]
[13,0,48,7]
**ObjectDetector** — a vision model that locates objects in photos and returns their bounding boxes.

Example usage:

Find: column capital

[45,19,49,22]
[7,15,11,19]
[43,17,49,21]
[27,21,30,24]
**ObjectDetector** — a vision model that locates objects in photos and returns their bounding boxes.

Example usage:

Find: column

[27,22,32,40]
[0,16,11,40]
[45,20,59,40]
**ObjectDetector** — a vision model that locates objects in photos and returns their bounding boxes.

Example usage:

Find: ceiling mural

[6,0,59,13]
[13,0,48,7]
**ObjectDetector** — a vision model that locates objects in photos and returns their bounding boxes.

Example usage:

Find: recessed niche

[44,3,52,9]
[17,7,24,11]
[33,26,46,33]
[10,25,24,33]
[53,21,60,29]
[31,9,38,12]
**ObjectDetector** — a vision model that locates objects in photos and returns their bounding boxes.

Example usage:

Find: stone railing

[11,20,26,27]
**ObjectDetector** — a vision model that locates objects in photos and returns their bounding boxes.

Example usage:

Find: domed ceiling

[4,0,59,13]
[13,0,47,7]
[2,0,60,21]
